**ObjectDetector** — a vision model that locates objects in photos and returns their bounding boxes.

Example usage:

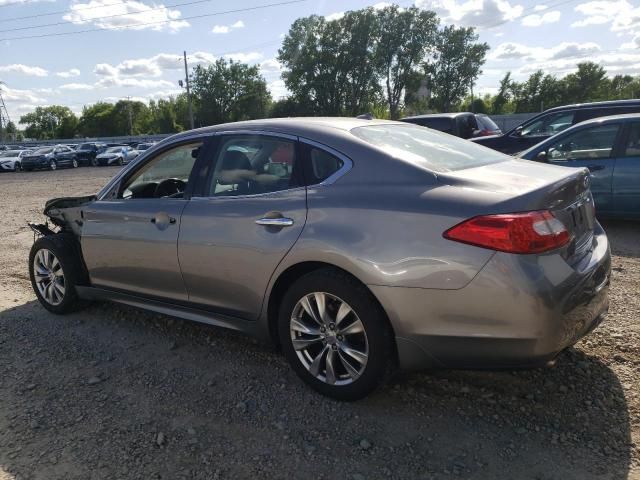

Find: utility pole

[126,96,133,136]
[183,51,194,130]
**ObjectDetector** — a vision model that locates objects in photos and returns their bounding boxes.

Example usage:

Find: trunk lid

[437,158,596,262]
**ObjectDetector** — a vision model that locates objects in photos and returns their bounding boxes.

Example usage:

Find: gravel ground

[0,167,639,480]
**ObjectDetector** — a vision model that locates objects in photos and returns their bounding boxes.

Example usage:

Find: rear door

[178,132,307,320]
[613,122,640,219]
[543,122,622,215]
[81,139,207,300]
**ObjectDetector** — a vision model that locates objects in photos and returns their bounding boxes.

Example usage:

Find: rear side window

[623,123,640,158]
[520,111,575,137]
[351,124,508,173]
[477,115,499,131]
[402,117,454,134]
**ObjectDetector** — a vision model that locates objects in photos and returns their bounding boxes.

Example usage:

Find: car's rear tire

[91,157,99,167]
[278,268,394,401]
[29,234,90,314]
[14,162,21,172]
[49,160,57,171]
[72,159,78,168]
[117,157,124,166]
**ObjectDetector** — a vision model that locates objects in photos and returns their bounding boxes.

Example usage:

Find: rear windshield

[477,115,499,130]
[34,147,53,154]
[351,124,508,172]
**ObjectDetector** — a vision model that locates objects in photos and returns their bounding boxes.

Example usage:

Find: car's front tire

[49,160,57,171]
[91,157,99,167]
[278,268,394,401]
[29,234,90,314]
[72,158,79,168]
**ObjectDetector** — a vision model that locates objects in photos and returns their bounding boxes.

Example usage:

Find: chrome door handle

[255,217,294,227]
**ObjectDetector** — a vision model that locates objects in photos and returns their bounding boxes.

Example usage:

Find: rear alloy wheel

[49,160,57,171]
[117,157,124,166]
[29,234,89,314]
[91,157,99,167]
[279,269,394,401]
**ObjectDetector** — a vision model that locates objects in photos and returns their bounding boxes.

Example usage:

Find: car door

[81,139,207,300]
[54,147,71,166]
[542,122,622,214]
[613,121,640,219]
[178,132,307,320]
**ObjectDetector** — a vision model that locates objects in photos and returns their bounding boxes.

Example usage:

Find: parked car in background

[0,149,32,172]
[21,145,79,171]
[472,99,640,154]
[400,112,501,139]
[136,142,156,151]
[27,118,610,400]
[75,142,107,166]
[94,145,140,166]
[520,113,640,219]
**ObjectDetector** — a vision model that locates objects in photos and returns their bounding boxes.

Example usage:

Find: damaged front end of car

[28,195,96,239]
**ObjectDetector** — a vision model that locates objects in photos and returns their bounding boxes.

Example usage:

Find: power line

[0,0,39,8]
[0,0,219,33]
[0,0,308,42]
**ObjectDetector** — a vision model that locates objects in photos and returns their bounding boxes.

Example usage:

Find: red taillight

[443,210,571,254]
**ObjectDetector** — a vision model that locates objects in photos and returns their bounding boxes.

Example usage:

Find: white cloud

[521,10,561,26]
[59,83,95,90]
[97,77,175,89]
[572,0,640,31]
[416,0,523,29]
[63,0,189,33]
[211,21,244,34]
[94,52,217,79]
[223,51,263,63]
[621,34,640,50]
[489,41,601,61]
[518,52,640,77]
[260,58,282,75]
[0,64,48,77]
[56,68,81,78]
[268,79,288,100]
[0,86,46,104]
[533,4,547,11]
[325,2,392,21]
[325,12,345,21]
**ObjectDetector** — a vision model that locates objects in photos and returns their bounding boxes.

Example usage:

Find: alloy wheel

[290,292,369,386]
[50,160,57,171]
[33,249,65,306]
[72,159,78,168]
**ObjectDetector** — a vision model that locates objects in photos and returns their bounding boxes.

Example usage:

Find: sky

[0,0,639,121]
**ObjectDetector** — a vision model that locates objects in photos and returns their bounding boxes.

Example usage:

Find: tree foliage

[19,105,77,140]
[191,58,271,126]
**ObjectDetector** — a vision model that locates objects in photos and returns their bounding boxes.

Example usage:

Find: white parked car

[0,149,32,172]
[94,146,140,166]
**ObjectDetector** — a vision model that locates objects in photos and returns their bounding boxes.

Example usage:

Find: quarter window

[208,135,301,196]
[120,142,202,199]
[547,125,619,162]
[301,144,345,184]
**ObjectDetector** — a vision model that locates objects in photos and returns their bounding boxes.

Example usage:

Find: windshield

[0,151,20,157]
[106,147,123,153]
[351,124,508,172]
[34,147,53,154]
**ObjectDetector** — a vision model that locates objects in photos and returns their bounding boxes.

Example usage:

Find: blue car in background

[520,114,640,219]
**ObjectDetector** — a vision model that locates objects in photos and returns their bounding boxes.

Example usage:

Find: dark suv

[75,142,107,166]
[400,112,501,139]
[472,99,640,154]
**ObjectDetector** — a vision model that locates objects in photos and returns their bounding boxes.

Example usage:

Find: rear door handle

[255,217,294,227]
[150,214,176,225]
[587,165,605,172]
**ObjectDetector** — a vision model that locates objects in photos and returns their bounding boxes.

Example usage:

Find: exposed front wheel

[49,160,57,171]
[29,234,90,314]
[278,269,394,401]
[72,159,79,168]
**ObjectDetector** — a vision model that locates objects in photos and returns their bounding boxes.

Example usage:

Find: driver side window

[521,112,574,138]
[121,141,202,199]
[546,125,619,162]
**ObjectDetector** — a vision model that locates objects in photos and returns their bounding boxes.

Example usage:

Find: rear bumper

[372,223,611,370]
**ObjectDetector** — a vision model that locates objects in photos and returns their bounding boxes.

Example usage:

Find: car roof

[544,98,640,113]
[401,112,472,120]
[167,117,403,143]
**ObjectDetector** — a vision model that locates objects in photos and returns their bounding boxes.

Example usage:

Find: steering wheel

[154,178,186,198]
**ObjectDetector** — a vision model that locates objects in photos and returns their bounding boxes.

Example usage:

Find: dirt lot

[0,167,639,480]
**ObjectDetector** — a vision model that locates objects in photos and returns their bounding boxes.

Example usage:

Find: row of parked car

[400,99,640,219]
[0,141,156,172]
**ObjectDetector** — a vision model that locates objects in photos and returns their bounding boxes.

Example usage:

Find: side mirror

[536,150,548,163]
[514,126,523,137]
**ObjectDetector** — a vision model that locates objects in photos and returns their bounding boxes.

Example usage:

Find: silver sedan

[28,118,611,400]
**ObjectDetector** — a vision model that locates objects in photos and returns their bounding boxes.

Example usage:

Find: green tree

[191,58,271,126]
[149,97,185,133]
[564,62,608,103]
[426,25,489,113]
[374,6,438,118]
[491,72,513,114]
[19,105,77,139]
[78,102,115,137]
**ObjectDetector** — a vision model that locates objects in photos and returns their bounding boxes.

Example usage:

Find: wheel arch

[264,260,397,355]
